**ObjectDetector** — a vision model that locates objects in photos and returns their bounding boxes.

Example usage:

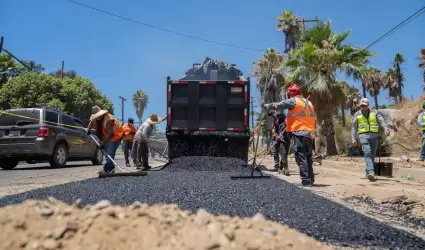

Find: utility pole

[0,36,3,52]
[250,96,257,152]
[61,61,64,79]
[0,36,31,71]
[118,96,127,124]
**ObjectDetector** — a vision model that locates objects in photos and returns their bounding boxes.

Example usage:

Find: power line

[363,6,425,51]
[365,7,425,50]
[67,0,263,52]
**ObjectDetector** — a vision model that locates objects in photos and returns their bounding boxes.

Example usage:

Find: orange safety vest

[101,113,124,142]
[122,124,137,142]
[286,97,316,133]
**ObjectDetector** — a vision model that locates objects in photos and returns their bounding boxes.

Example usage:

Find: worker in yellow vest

[262,82,316,186]
[122,117,137,167]
[88,106,124,174]
[351,98,390,181]
[417,101,425,161]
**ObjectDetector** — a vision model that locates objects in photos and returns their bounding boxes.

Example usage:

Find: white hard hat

[359,98,369,106]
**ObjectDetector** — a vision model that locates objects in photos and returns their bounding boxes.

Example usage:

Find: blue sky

[2,0,424,130]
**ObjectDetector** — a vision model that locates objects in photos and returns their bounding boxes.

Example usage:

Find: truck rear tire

[0,159,19,170]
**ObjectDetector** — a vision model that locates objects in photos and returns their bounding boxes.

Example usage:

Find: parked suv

[0,108,104,170]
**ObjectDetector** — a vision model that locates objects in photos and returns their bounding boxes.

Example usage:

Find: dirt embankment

[388,98,425,158]
[0,198,329,250]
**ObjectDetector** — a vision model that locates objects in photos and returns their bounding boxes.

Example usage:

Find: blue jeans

[359,136,378,175]
[420,132,425,160]
[104,141,120,172]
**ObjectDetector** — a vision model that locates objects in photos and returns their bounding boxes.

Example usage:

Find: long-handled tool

[88,134,148,178]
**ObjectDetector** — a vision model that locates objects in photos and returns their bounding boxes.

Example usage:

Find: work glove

[385,128,391,136]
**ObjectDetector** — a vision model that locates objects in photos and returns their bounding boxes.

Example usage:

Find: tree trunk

[374,95,379,109]
[315,103,338,157]
[362,83,367,98]
[341,104,346,127]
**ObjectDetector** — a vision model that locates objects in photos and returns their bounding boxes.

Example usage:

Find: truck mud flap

[166,131,249,162]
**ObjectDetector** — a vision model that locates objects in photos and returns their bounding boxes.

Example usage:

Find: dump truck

[166,57,250,162]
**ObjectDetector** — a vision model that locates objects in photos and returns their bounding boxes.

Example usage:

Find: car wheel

[49,143,68,168]
[0,159,19,170]
[92,147,104,165]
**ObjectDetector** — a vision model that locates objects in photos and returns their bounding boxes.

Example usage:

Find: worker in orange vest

[122,117,137,167]
[262,82,316,186]
[88,106,124,174]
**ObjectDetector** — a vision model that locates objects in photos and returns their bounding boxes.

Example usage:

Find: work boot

[142,165,152,171]
[273,164,279,171]
[125,162,131,167]
[367,173,376,182]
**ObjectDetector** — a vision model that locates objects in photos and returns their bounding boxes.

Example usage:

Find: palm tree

[0,54,17,86]
[417,48,425,92]
[132,90,149,122]
[285,21,373,156]
[275,9,304,53]
[384,68,399,103]
[364,67,386,109]
[392,53,405,103]
[250,48,285,141]
[345,85,362,115]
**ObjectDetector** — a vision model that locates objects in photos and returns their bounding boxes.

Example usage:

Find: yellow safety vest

[356,111,379,134]
[421,113,425,131]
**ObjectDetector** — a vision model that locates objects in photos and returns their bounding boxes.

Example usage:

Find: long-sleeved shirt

[417,112,425,137]
[350,109,388,142]
[264,97,311,137]
[135,121,153,142]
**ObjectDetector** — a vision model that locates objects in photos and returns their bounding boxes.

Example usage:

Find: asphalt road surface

[0,156,168,198]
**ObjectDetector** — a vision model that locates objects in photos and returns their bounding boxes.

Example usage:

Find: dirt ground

[261,155,425,238]
[0,198,329,250]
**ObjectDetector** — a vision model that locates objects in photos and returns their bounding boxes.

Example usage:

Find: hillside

[386,98,424,158]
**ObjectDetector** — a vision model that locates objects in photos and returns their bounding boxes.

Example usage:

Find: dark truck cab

[166,58,250,162]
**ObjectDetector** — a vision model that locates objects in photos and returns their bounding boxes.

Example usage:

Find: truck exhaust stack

[166,57,250,162]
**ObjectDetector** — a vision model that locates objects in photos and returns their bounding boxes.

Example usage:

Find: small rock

[195,209,211,225]
[38,207,54,217]
[73,199,83,209]
[130,201,142,210]
[263,228,278,236]
[403,199,417,205]
[42,239,61,250]
[47,197,59,205]
[62,208,73,216]
[91,200,111,210]
[224,229,235,241]
[13,220,26,229]
[52,226,67,240]
[252,213,265,222]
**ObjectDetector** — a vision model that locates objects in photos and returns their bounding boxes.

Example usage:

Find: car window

[0,109,41,126]
[61,115,76,130]
[44,110,59,126]
[73,119,87,131]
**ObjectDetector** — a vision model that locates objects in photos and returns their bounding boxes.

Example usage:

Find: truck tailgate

[167,80,250,131]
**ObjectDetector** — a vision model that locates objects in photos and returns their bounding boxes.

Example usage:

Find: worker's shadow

[253,165,331,187]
